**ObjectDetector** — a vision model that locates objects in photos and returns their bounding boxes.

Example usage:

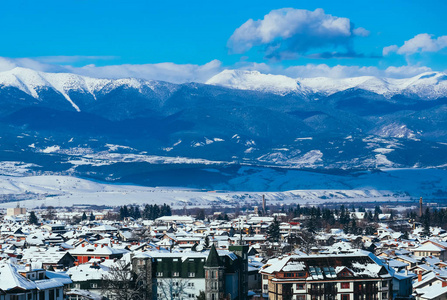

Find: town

[0,197,444,300]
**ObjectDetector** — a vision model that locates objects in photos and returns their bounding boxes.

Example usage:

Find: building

[7,206,26,216]
[69,244,128,265]
[0,263,71,300]
[132,244,249,300]
[260,251,395,300]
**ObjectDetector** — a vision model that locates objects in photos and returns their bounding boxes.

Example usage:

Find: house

[132,244,249,300]
[413,240,447,260]
[0,263,71,300]
[69,244,128,265]
[260,250,397,300]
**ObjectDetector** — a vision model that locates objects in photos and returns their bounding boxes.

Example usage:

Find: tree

[102,260,149,300]
[204,236,210,248]
[196,209,205,220]
[28,211,38,225]
[422,207,431,237]
[157,278,191,300]
[267,217,281,243]
[89,212,95,221]
[196,291,206,300]
[43,206,56,220]
[81,212,87,221]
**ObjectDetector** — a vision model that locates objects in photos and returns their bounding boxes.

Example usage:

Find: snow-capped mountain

[0,66,447,189]
[206,69,447,99]
[0,67,177,112]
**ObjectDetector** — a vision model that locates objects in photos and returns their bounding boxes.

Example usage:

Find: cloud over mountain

[384,33,447,56]
[227,8,368,59]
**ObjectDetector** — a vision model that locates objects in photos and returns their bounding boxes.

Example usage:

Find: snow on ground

[0,162,40,176]
[0,174,409,210]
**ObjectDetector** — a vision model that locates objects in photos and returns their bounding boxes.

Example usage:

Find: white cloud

[0,57,223,84]
[36,55,118,64]
[228,8,367,59]
[382,45,398,56]
[384,33,447,56]
[70,59,223,83]
[0,56,439,83]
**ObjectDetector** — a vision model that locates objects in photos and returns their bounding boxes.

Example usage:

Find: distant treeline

[119,204,172,220]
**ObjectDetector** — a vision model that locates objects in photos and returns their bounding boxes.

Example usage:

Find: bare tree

[157,278,191,300]
[102,260,149,300]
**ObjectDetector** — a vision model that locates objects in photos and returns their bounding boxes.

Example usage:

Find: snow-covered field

[0,174,411,210]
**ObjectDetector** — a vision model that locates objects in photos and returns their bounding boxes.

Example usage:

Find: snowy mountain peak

[0,67,178,112]
[206,69,301,95]
[207,69,447,99]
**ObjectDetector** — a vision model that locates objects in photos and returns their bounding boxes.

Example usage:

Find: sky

[1,0,446,82]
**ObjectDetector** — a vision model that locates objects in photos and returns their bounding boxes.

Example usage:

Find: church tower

[204,244,225,300]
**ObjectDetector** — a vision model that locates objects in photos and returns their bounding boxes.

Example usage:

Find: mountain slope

[0,67,447,187]
[207,69,447,99]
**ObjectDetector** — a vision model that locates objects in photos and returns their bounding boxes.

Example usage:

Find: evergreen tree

[196,209,205,220]
[422,207,431,237]
[134,206,141,219]
[89,212,95,221]
[267,217,281,243]
[204,236,210,248]
[81,212,87,221]
[29,211,38,225]
[196,291,206,300]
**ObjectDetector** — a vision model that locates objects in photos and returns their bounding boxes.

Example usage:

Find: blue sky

[1,0,446,82]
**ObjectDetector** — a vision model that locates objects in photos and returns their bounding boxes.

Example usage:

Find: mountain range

[0,67,447,191]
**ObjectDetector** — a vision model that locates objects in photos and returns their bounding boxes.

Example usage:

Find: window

[382,292,387,299]
[90,283,98,288]
[263,284,268,290]
[188,272,195,277]
[156,272,163,277]
[188,282,195,287]
[157,259,162,262]
[39,291,45,300]
[341,282,350,289]
[382,281,388,287]
[27,294,33,300]
[56,289,60,297]
[296,283,305,290]
[297,296,306,300]
[341,295,350,300]
[173,258,179,262]
[74,283,81,288]
[49,289,55,300]
[173,272,180,277]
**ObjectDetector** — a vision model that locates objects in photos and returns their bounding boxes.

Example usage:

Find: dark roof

[205,244,222,267]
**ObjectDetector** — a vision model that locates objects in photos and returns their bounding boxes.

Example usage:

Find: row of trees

[119,204,172,220]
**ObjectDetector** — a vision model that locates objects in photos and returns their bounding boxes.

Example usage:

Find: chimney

[405,269,408,276]
[419,197,423,217]
[25,263,31,272]
[418,273,422,282]
[443,281,447,288]
[82,244,85,247]
[262,195,266,215]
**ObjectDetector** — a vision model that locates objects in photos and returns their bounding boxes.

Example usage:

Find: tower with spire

[204,244,225,300]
